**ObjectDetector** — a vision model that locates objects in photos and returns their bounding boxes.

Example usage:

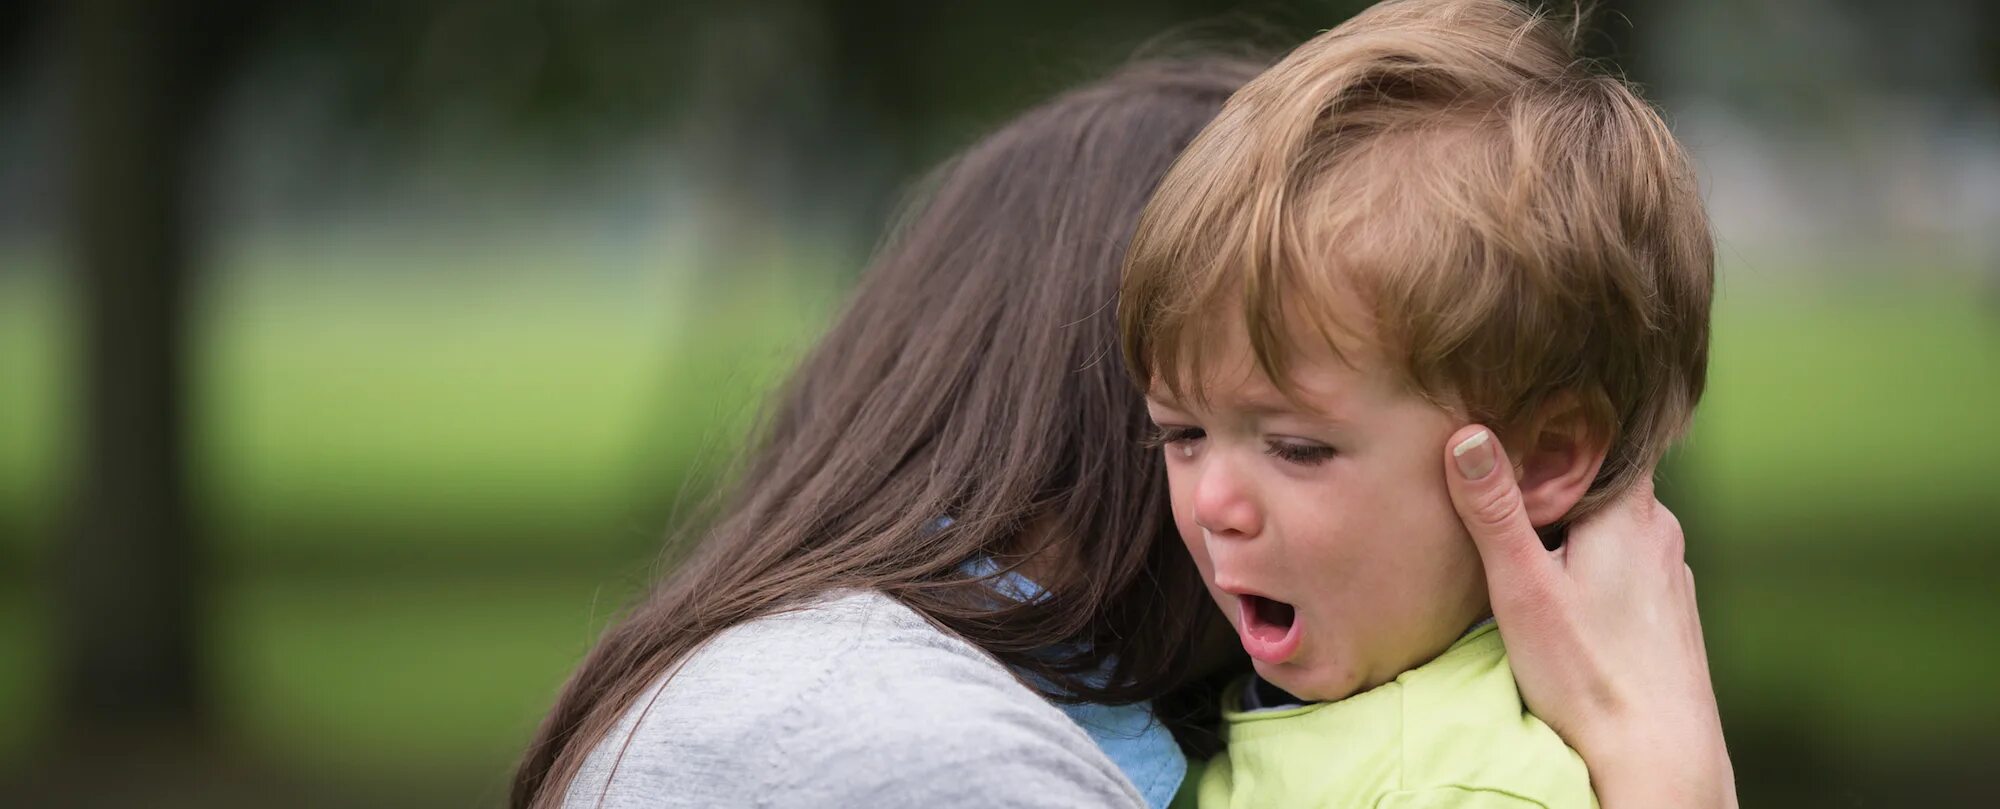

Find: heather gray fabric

[562,590,1146,808]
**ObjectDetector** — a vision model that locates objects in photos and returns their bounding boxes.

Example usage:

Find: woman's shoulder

[563,589,1144,808]
[677,589,1009,682]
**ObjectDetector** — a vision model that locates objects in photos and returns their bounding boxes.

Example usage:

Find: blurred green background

[3,0,1997,806]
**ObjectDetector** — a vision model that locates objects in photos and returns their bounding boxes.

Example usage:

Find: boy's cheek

[1167,508,1219,586]
[1163,476,1201,546]
[1173,513,1208,565]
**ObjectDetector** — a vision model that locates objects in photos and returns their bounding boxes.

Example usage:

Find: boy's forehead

[1146,344,1371,419]
[1141,281,1400,414]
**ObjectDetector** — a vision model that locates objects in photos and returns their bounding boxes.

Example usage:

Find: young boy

[1118,1,1712,806]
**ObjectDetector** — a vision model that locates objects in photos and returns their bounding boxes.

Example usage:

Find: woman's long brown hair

[512,55,1264,808]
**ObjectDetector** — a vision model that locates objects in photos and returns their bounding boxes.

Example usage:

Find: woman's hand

[1442,425,1737,809]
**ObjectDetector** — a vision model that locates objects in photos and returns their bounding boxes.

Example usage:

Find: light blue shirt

[960,554,1188,809]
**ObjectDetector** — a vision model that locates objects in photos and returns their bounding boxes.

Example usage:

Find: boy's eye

[1143,425,1206,450]
[1266,440,1335,465]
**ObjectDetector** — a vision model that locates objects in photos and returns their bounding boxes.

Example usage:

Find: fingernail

[1453,430,1495,480]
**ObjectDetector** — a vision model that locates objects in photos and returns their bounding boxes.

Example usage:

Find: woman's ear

[1506,392,1611,528]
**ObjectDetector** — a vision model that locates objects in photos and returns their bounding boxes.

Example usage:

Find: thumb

[1445,425,1564,612]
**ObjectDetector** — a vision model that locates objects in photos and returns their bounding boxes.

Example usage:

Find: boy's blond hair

[1120,0,1712,524]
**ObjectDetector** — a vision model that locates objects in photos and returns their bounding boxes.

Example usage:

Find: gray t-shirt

[562,590,1146,808]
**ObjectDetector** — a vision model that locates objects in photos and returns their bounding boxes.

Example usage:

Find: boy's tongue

[1237,594,1304,664]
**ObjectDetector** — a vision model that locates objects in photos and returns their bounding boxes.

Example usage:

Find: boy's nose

[1191,455,1262,539]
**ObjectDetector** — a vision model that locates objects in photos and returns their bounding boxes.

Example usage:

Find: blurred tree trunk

[55,0,249,745]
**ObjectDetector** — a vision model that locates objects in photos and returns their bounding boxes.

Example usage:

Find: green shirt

[1184,623,1598,809]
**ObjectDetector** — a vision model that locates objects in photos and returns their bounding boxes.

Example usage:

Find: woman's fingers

[1443,425,1566,619]
[1444,424,1592,740]
[1542,480,1736,807]
[1445,429,1737,807]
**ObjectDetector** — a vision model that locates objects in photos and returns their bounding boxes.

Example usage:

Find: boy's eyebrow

[1152,386,1352,424]
[1143,392,1187,412]
[1234,395,1349,424]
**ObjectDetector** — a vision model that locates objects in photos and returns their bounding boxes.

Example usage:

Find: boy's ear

[1506,391,1611,528]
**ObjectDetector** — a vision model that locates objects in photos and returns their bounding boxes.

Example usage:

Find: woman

[514,56,1733,809]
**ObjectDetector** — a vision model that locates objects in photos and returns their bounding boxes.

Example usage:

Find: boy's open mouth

[1236,593,1304,664]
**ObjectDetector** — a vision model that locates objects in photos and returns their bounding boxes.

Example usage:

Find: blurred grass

[1682,269,2000,802]
[0,248,69,549]
[1694,271,2000,545]
[2,241,840,566]
[3,246,1996,803]
[215,574,636,784]
[0,240,839,775]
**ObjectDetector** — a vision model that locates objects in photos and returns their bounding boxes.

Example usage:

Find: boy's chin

[1252,658,1363,703]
